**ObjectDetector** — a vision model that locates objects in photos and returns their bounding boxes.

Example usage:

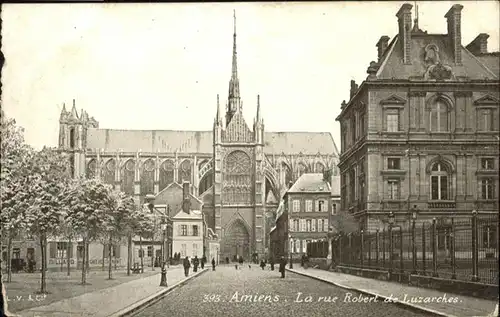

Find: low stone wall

[335,265,390,280]
[333,265,498,300]
[408,274,499,300]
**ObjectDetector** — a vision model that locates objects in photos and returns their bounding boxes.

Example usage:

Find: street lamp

[160,218,168,287]
[411,205,418,275]
[288,233,293,269]
[388,212,395,279]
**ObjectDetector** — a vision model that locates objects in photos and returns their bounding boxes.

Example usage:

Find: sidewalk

[288,267,498,317]
[12,267,206,317]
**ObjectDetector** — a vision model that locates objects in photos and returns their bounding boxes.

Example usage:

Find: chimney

[445,4,464,64]
[182,182,191,214]
[349,80,358,99]
[376,36,390,61]
[396,3,413,64]
[466,33,489,55]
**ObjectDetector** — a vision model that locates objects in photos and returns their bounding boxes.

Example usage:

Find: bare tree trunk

[127,234,132,276]
[67,237,71,276]
[114,248,117,271]
[108,235,113,280]
[151,242,155,271]
[60,242,64,272]
[39,234,47,293]
[140,235,144,273]
[6,234,12,283]
[102,242,106,271]
[86,242,90,273]
[81,238,87,285]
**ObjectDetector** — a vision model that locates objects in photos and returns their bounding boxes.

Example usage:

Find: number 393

[203,294,221,302]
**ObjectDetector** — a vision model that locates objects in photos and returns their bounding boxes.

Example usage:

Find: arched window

[69,128,75,148]
[180,160,191,183]
[102,159,116,185]
[87,160,96,179]
[141,159,155,196]
[222,151,252,204]
[430,101,448,132]
[121,159,135,196]
[159,160,174,191]
[430,162,449,200]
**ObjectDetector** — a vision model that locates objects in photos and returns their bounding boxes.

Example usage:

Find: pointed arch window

[141,159,155,196]
[121,159,135,196]
[223,150,252,204]
[69,128,76,148]
[159,160,174,191]
[87,160,97,179]
[430,162,449,200]
[102,159,116,185]
[430,101,448,132]
[180,160,191,183]
[315,162,325,173]
[298,163,307,178]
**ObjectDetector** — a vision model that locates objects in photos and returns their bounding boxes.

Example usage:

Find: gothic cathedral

[58,13,339,260]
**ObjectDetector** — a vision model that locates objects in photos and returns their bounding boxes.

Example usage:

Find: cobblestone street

[135,265,430,317]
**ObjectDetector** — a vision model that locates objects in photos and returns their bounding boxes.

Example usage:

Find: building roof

[476,53,500,78]
[288,173,330,193]
[172,209,203,220]
[85,128,337,156]
[377,34,498,80]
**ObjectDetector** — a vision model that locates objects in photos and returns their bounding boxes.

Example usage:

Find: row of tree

[0,110,156,293]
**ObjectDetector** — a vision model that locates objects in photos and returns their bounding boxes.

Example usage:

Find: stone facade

[57,14,339,261]
[336,3,499,232]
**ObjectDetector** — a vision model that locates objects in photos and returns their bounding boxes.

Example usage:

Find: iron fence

[307,241,329,258]
[333,213,499,286]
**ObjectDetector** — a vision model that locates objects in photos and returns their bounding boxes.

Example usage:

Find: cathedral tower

[212,11,266,261]
[59,99,98,178]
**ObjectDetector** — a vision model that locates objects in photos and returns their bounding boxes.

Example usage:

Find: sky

[2,1,499,150]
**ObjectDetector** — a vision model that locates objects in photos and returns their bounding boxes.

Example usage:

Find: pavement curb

[108,268,208,317]
[286,268,458,317]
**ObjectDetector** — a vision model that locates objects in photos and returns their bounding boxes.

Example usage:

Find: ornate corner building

[58,13,339,261]
[336,4,499,232]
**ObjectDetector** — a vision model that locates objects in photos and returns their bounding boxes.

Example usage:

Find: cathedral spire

[256,95,261,123]
[226,10,241,126]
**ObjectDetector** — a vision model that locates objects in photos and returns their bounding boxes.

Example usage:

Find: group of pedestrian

[182,255,217,277]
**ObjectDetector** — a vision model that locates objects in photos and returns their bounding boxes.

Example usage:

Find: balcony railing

[428,201,456,209]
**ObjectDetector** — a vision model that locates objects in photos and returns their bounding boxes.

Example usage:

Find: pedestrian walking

[238,255,243,266]
[260,260,265,270]
[211,258,216,271]
[183,256,191,277]
[270,258,275,271]
[279,256,287,278]
[193,256,199,272]
[201,258,205,270]
[226,257,229,265]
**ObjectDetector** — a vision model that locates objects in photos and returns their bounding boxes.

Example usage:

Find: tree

[101,190,135,280]
[0,112,34,283]
[64,177,113,285]
[129,206,155,273]
[331,211,359,235]
[24,147,71,294]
